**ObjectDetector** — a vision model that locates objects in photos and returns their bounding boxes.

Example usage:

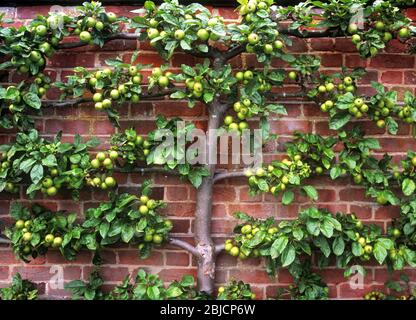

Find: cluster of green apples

[245,156,312,195]
[6,75,50,114]
[184,76,205,99]
[13,218,63,257]
[87,151,117,190]
[348,20,410,57]
[397,103,415,123]
[90,67,143,110]
[239,0,273,19]
[109,128,152,164]
[316,76,367,118]
[9,18,62,74]
[245,29,283,55]
[135,195,173,248]
[151,67,172,89]
[217,280,256,300]
[74,12,118,43]
[0,153,18,194]
[372,97,397,128]
[146,14,224,45]
[224,223,278,259]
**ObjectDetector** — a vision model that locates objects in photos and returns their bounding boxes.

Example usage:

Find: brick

[0,266,9,280]
[404,71,416,84]
[380,71,402,84]
[369,55,414,69]
[334,38,357,52]
[320,54,343,67]
[339,188,368,202]
[345,55,367,68]
[350,205,372,219]
[229,270,278,284]
[157,268,197,281]
[270,120,312,135]
[47,53,96,68]
[118,250,163,265]
[228,204,276,218]
[213,186,236,202]
[166,252,190,266]
[374,206,400,219]
[44,120,90,135]
[310,38,334,51]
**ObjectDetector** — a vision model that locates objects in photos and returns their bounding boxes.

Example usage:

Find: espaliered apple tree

[1,0,416,299]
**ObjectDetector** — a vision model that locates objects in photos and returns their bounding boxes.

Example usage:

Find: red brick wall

[1,5,416,300]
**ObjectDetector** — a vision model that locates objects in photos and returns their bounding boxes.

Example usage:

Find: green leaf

[170,91,187,99]
[281,245,296,267]
[373,243,387,264]
[402,178,415,196]
[5,86,19,99]
[30,164,44,184]
[165,286,183,298]
[99,221,110,238]
[302,185,318,201]
[270,236,288,259]
[329,112,351,130]
[282,191,294,205]
[332,237,345,256]
[41,154,57,167]
[23,92,41,109]
[147,286,160,300]
[121,224,134,243]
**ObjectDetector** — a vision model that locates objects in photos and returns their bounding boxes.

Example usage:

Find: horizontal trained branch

[213,170,246,183]
[169,238,200,257]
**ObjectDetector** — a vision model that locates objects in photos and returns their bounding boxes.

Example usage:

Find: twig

[169,238,200,257]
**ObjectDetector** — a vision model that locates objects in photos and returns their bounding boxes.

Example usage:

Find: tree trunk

[194,95,227,294]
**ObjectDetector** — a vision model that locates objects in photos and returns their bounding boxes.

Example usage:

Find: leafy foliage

[4,203,82,261]
[55,54,148,126]
[111,116,209,188]
[226,208,416,280]
[65,268,208,300]
[80,181,172,261]
[0,273,38,300]
[0,129,103,199]
[278,0,413,58]
[5,181,172,263]
[0,1,122,76]
[217,279,255,300]
[0,74,49,130]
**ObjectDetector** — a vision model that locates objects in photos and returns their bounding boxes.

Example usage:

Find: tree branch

[223,44,245,61]
[0,237,10,244]
[114,167,180,175]
[279,27,343,38]
[215,243,225,254]
[169,238,200,257]
[41,88,177,108]
[213,170,246,183]
[58,32,217,59]
[58,32,139,49]
[41,98,89,108]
